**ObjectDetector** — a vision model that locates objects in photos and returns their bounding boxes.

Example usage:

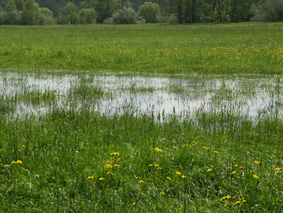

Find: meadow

[0,23,283,212]
[0,23,283,74]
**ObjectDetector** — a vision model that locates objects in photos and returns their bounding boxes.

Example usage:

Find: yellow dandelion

[114,164,120,168]
[105,164,113,169]
[155,148,162,152]
[117,158,121,162]
[232,171,236,174]
[182,175,187,179]
[16,160,22,164]
[274,168,282,173]
[155,164,160,167]
[176,171,181,175]
[253,174,259,179]
[148,164,153,167]
[213,151,219,154]
[136,176,140,180]
[157,167,162,170]
[224,203,229,207]
[235,201,241,204]
[4,164,9,168]
[22,145,25,148]
[106,172,111,175]
[139,180,144,183]
[110,152,119,156]
[254,161,260,165]
[160,192,165,195]
[207,169,212,172]
[99,177,105,181]
[11,161,16,164]
[239,166,244,169]
[133,202,136,206]
[88,176,94,179]
[166,177,171,180]
[234,164,238,167]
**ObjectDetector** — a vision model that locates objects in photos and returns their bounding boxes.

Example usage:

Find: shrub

[113,7,136,24]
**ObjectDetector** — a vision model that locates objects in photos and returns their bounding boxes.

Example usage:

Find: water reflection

[0,71,282,119]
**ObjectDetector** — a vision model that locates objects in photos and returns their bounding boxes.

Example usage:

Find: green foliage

[56,2,79,24]
[113,7,136,24]
[5,0,17,12]
[39,7,55,24]
[0,6,5,24]
[86,0,118,23]
[14,0,25,11]
[78,8,96,24]
[138,2,160,23]
[260,0,283,22]
[21,0,40,25]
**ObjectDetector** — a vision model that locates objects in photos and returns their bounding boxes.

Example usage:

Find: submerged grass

[0,23,283,75]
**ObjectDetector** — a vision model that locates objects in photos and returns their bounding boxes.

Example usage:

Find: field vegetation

[0,23,283,74]
[0,23,282,212]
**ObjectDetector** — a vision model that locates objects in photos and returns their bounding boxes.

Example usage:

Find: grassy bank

[0,23,283,75]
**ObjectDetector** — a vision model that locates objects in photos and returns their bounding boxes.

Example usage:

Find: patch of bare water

[0,72,282,119]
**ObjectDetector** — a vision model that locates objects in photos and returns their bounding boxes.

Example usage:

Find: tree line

[0,0,282,25]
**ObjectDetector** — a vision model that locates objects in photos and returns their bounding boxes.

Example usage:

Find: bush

[0,7,6,24]
[39,7,54,25]
[138,2,160,23]
[113,7,136,24]
[261,0,283,21]
[78,8,96,24]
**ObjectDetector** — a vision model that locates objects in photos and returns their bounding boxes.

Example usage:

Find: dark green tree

[5,0,19,24]
[78,8,96,24]
[86,0,118,23]
[138,2,160,23]
[56,2,79,24]
[21,0,40,24]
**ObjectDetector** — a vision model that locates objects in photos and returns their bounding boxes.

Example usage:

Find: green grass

[0,23,283,75]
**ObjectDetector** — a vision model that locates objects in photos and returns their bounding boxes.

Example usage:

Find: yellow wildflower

[133,202,136,206]
[157,167,162,170]
[88,176,94,179]
[155,164,160,167]
[136,176,140,180]
[139,180,144,183]
[274,168,282,173]
[234,164,238,167]
[239,166,244,169]
[110,152,119,156]
[4,164,9,168]
[232,171,236,174]
[117,158,121,162]
[176,171,181,175]
[182,175,187,179]
[114,164,120,168]
[148,164,153,167]
[160,192,165,195]
[254,161,260,165]
[11,161,16,164]
[235,201,241,204]
[253,174,259,179]
[106,172,111,175]
[214,151,219,154]
[22,145,25,148]
[99,177,105,181]
[155,148,162,152]
[224,203,229,207]
[105,164,113,169]
[166,177,171,180]
[207,169,212,172]
[16,160,22,164]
